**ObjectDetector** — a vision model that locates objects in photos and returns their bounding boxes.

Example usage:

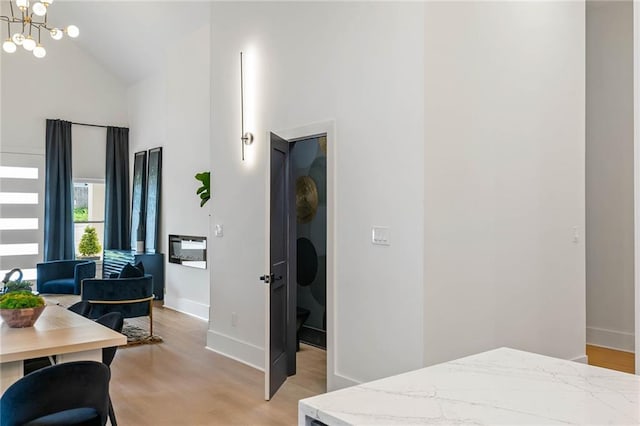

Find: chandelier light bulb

[66,25,79,38]
[16,0,29,9]
[32,2,47,16]
[11,33,25,46]
[50,28,63,40]
[33,44,46,58]
[2,39,17,53]
[22,36,36,51]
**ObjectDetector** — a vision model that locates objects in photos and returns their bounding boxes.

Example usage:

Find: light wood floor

[110,303,326,425]
[586,344,635,374]
[56,297,640,423]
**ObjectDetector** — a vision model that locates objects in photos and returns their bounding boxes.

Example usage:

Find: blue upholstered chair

[0,361,110,426]
[95,312,124,426]
[36,260,96,295]
[81,274,154,335]
[68,300,92,317]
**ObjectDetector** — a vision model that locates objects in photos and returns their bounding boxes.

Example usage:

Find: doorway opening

[291,136,327,352]
[291,135,328,396]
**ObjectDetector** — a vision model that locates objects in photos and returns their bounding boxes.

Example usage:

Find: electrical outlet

[231,312,238,327]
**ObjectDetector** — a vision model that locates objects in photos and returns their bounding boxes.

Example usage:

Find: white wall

[208,2,425,385]
[423,1,586,365]
[127,23,211,320]
[128,73,167,154]
[586,0,635,353]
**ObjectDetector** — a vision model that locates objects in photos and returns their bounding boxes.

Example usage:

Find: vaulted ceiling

[53,1,210,85]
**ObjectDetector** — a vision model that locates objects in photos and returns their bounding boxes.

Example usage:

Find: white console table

[299,347,640,425]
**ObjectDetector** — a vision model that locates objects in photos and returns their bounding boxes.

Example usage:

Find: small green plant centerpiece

[0,291,46,328]
[78,226,102,258]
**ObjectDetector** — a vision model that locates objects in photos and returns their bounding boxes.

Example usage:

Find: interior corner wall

[423,1,586,365]
[127,22,211,321]
[208,2,425,384]
[586,0,635,353]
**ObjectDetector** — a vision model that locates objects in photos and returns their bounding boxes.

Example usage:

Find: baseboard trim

[163,297,209,321]
[300,326,326,349]
[586,326,635,353]
[329,371,361,391]
[206,330,264,371]
[571,355,588,364]
[587,343,635,354]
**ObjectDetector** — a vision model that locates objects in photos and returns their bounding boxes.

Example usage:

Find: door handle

[259,274,274,284]
[259,274,282,284]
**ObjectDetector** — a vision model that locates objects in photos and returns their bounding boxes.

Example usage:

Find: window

[0,159,43,282]
[0,192,38,204]
[73,182,105,258]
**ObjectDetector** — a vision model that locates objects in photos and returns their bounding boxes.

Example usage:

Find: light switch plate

[372,226,390,246]
[215,224,224,237]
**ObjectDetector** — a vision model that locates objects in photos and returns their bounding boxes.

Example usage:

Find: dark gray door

[265,132,294,400]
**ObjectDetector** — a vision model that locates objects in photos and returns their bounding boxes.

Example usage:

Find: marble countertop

[299,347,640,425]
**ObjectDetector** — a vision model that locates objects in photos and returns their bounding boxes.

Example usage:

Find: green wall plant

[195,171,211,207]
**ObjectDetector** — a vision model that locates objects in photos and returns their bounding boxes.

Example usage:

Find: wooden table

[0,304,126,394]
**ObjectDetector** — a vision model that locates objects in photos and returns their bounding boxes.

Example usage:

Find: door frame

[264,120,337,395]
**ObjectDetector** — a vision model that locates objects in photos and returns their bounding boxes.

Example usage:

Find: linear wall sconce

[240,51,254,161]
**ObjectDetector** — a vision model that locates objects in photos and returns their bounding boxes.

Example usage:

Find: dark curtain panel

[44,119,74,261]
[104,127,130,249]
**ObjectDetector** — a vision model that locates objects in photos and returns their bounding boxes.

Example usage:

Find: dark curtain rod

[71,121,127,130]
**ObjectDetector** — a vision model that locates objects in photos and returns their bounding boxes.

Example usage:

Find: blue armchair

[36,260,96,295]
[81,275,154,335]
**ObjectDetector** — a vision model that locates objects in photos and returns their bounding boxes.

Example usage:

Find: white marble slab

[299,348,640,425]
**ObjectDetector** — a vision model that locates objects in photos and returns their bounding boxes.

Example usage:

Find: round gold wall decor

[296,176,318,223]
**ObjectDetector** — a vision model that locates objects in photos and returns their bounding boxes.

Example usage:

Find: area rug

[121,322,163,347]
[43,297,162,346]
[43,295,163,346]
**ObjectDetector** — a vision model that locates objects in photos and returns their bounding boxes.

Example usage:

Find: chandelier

[1,0,78,59]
